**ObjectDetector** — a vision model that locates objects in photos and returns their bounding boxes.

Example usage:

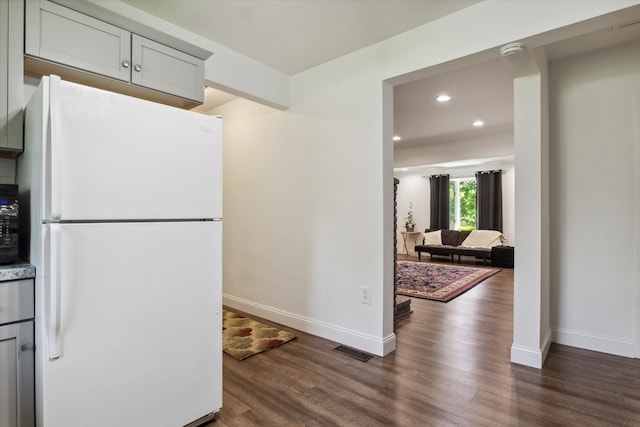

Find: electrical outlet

[361,286,371,305]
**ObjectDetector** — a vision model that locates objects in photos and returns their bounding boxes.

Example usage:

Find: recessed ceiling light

[436,94,451,102]
[472,120,485,127]
[401,168,409,172]
[393,135,402,141]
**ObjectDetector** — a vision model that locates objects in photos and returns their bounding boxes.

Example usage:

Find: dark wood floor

[210,255,640,426]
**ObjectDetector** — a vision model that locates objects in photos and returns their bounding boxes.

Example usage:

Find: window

[449,178,476,230]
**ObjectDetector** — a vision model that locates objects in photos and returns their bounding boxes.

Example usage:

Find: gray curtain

[429,174,450,230]
[476,170,502,231]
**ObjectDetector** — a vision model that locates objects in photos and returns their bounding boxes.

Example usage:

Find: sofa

[414,229,505,264]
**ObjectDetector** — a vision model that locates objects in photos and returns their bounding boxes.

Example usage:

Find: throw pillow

[423,230,442,245]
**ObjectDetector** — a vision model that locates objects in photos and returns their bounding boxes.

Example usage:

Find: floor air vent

[334,345,373,362]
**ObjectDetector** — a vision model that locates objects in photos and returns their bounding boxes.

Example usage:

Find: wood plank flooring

[209,256,640,426]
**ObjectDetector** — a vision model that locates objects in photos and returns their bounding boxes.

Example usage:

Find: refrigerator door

[43,75,222,221]
[38,221,222,427]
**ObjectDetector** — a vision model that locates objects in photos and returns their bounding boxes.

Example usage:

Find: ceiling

[393,16,640,150]
[119,0,480,75]
[393,58,513,148]
[121,1,640,152]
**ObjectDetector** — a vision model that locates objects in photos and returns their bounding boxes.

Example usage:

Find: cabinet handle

[122,60,130,68]
[134,64,142,72]
[21,343,34,352]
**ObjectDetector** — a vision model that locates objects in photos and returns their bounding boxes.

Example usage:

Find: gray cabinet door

[24,1,206,106]
[0,322,35,427]
[25,0,131,82]
[131,35,205,103]
[0,0,23,153]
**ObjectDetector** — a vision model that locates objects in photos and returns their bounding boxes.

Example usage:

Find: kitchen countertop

[0,262,36,281]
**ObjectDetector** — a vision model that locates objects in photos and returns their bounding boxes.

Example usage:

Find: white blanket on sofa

[460,230,505,248]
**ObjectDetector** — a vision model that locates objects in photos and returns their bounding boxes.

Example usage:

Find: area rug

[396,261,500,302]
[222,310,297,360]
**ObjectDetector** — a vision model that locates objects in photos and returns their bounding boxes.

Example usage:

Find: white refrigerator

[17,75,222,427]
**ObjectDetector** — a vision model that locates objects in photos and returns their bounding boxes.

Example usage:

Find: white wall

[395,132,514,168]
[216,1,640,358]
[512,60,550,368]
[395,173,427,231]
[395,172,429,251]
[216,62,398,355]
[549,41,640,357]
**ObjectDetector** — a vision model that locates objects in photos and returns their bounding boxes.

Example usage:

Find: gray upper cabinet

[25,0,132,82]
[0,0,24,156]
[131,35,205,103]
[25,0,206,105]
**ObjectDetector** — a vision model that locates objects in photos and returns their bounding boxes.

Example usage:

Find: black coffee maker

[0,184,19,264]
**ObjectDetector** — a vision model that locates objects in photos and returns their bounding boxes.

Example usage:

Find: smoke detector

[500,42,525,58]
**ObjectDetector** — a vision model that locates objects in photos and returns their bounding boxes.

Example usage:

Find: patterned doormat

[396,261,501,302]
[223,310,297,360]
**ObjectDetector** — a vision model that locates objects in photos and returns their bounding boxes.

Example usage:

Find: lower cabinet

[0,321,35,427]
[0,0,24,156]
[0,277,35,427]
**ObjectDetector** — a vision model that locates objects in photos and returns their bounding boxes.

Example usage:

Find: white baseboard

[552,328,636,358]
[223,294,396,357]
[510,345,544,368]
[510,330,552,369]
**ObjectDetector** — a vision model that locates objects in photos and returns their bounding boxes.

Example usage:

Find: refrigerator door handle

[48,75,63,221]
[48,223,62,360]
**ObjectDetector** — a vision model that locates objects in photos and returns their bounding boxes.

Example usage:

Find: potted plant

[404,202,415,231]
